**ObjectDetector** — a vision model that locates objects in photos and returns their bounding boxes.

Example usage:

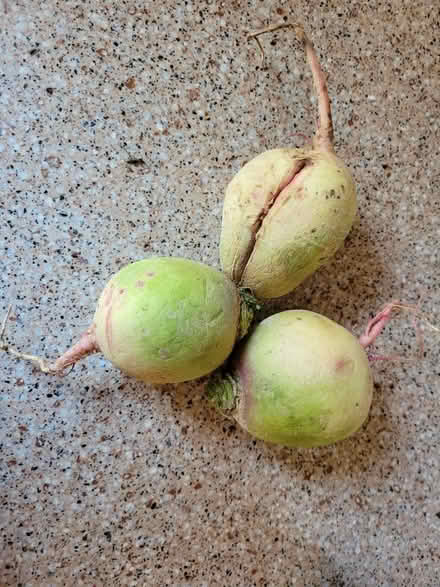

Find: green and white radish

[208,307,398,447]
[220,24,357,299]
[2,257,257,384]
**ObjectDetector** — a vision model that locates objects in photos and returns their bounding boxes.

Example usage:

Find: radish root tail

[359,300,439,363]
[1,305,98,376]
[246,22,334,150]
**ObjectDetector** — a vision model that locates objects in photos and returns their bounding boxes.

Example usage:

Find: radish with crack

[1,258,257,384]
[220,24,357,299]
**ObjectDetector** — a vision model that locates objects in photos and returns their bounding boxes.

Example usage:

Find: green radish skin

[220,147,356,299]
[93,258,241,383]
[208,310,373,447]
[11,257,256,384]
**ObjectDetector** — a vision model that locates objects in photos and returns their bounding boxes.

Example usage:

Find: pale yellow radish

[220,24,356,299]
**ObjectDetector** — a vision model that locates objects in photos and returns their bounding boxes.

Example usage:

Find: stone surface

[1,1,439,585]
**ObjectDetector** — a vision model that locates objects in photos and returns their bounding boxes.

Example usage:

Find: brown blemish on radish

[119,288,125,295]
[293,186,305,200]
[136,280,145,288]
[145,272,155,277]
[335,357,354,375]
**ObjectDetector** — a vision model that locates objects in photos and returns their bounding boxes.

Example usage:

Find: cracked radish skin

[15,258,254,384]
[220,25,357,299]
[220,149,356,298]
[208,310,373,447]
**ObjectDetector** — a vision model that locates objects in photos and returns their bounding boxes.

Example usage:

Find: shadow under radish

[68,216,400,479]
[114,372,401,481]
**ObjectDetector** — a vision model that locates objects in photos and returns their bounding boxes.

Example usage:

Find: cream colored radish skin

[220,147,356,299]
[220,24,357,299]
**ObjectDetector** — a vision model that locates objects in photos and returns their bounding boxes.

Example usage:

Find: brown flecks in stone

[127,158,145,168]
[125,77,136,89]
[187,88,200,101]
[1,5,438,584]
[45,155,62,168]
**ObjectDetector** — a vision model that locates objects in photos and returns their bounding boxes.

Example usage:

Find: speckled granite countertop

[1,1,439,585]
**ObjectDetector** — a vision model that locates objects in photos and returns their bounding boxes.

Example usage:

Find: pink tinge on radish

[51,327,98,373]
